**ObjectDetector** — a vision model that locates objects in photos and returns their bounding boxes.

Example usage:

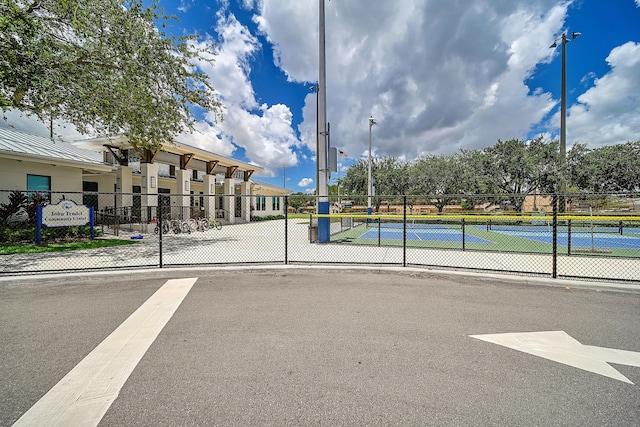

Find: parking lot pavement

[2,268,639,426]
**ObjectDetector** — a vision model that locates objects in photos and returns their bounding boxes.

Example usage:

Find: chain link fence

[1,190,639,282]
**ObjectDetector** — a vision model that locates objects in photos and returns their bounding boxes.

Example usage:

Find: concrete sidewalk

[1,219,639,284]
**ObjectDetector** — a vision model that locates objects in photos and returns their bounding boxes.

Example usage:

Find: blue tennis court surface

[360,226,493,244]
[354,222,640,249]
[485,229,640,249]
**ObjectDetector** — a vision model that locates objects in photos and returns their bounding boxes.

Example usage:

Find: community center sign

[36,199,94,244]
[42,199,91,226]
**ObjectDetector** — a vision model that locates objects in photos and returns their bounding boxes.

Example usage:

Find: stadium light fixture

[368,116,377,216]
[550,31,581,212]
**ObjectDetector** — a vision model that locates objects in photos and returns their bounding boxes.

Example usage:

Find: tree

[409,154,465,212]
[373,157,410,198]
[458,149,494,200]
[480,138,560,211]
[287,192,315,211]
[567,141,640,192]
[528,136,560,193]
[0,0,222,151]
[567,142,593,191]
[341,157,410,211]
[341,158,368,198]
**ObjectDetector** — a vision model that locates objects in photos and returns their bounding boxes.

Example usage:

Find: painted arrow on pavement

[470,330,640,384]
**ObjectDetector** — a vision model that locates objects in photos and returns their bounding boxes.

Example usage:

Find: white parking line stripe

[13,277,198,427]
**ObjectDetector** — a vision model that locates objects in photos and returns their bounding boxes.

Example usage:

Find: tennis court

[482,226,640,249]
[359,223,493,244]
[330,215,640,256]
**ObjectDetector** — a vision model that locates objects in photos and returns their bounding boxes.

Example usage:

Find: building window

[27,174,51,202]
[82,181,99,210]
[256,196,266,211]
[272,197,280,211]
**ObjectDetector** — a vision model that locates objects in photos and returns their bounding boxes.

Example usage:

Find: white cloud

[253,1,317,82]
[188,10,301,177]
[4,0,638,179]
[198,12,260,110]
[175,120,235,157]
[254,0,577,159]
[0,6,304,177]
[297,177,313,188]
[563,41,640,147]
[177,0,194,13]
[216,103,299,173]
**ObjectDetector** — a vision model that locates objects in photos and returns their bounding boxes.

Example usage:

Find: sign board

[36,199,94,244]
[42,200,91,227]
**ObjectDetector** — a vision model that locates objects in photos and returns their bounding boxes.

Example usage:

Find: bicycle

[197,217,211,232]
[164,218,190,234]
[207,215,222,231]
[186,217,207,233]
[153,221,170,235]
[178,219,191,234]
[187,217,215,232]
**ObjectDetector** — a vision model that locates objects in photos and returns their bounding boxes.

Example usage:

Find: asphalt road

[1,268,639,426]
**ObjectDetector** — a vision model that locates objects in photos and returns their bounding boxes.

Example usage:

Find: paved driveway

[2,268,639,426]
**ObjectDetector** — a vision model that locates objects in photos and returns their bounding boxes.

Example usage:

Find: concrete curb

[1,264,638,293]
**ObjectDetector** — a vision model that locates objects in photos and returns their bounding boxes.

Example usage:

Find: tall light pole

[317,0,330,242]
[550,31,580,212]
[310,84,319,198]
[368,116,377,217]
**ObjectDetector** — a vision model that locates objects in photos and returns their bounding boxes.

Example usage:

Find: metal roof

[76,135,263,173]
[0,128,106,166]
[251,179,291,195]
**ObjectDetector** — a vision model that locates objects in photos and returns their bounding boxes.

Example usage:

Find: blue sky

[3,0,640,194]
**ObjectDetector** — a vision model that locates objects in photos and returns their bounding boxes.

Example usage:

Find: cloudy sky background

[3,0,640,192]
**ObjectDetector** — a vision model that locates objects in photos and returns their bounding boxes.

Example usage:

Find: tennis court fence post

[462,218,466,251]
[567,219,572,256]
[403,196,407,267]
[284,195,288,265]
[552,193,558,278]
[158,209,163,268]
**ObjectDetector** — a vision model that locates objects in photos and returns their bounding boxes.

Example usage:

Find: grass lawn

[0,238,140,255]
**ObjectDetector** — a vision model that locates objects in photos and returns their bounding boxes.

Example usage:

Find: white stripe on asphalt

[13,277,198,427]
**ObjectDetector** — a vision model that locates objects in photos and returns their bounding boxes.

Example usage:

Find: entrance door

[235,195,242,218]
[158,188,171,219]
[132,186,141,222]
[82,181,99,210]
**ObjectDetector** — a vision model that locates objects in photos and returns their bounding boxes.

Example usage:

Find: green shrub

[460,200,475,211]
[0,191,28,225]
[0,225,99,244]
[250,215,286,222]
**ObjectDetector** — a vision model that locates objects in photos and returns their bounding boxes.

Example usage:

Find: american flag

[339,150,348,157]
